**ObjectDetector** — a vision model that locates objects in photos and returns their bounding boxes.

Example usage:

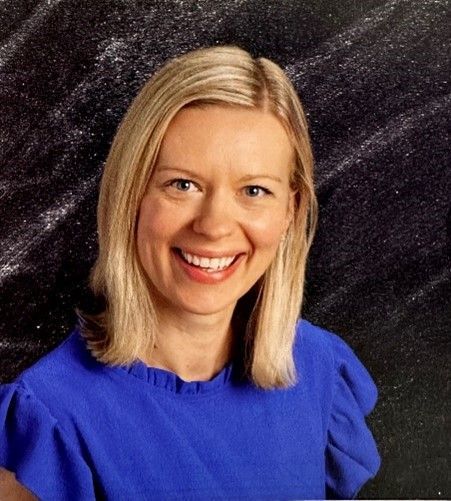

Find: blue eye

[170,179,195,191]
[244,185,272,197]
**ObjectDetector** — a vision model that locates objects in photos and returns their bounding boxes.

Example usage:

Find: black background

[0,0,449,498]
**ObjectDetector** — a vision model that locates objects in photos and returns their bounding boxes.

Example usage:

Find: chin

[174,295,237,317]
[181,303,234,317]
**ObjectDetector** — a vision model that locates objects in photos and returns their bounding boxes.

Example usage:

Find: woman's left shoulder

[293,318,346,372]
[294,317,349,351]
[294,317,376,390]
[295,318,381,498]
[294,319,378,415]
[295,318,336,352]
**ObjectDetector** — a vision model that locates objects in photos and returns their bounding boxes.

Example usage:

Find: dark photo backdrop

[0,0,449,498]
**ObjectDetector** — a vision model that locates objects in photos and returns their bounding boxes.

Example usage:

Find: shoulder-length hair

[77,44,318,390]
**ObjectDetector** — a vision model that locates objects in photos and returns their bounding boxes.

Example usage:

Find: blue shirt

[0,319,381,500]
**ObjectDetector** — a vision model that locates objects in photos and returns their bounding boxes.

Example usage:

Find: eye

[244,185,272,197]
[168,179,198,192]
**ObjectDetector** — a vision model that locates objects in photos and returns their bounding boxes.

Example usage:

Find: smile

[179,249,237,271]
[173,247,245,284]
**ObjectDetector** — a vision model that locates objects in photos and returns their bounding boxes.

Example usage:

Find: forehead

[156,105,294,174]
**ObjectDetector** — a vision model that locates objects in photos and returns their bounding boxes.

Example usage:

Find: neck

[141,305,237,382]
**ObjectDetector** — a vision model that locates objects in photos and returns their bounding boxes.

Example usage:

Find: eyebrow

[155,166,283,183]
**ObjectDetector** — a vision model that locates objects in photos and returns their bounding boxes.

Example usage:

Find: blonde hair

[77,44,318,389]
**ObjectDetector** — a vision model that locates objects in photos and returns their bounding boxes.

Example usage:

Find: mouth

[173,248,241,273]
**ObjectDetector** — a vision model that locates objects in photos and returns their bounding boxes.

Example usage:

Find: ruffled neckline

[118,359,236,395]
[74,326,244,395]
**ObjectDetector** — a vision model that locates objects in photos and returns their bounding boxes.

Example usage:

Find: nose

[192,190,235,240]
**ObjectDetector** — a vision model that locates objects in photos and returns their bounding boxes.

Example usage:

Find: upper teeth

[180,250,236,270]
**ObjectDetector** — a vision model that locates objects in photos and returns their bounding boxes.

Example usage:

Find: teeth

[180,250,236,270]
[200,257,210,268]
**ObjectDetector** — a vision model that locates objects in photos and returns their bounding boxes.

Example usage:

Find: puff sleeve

[325,334,381,500]
[0,381,95,501]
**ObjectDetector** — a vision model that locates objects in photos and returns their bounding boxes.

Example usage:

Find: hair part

[77,44,318,389]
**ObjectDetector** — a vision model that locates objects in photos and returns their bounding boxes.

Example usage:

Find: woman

[0,45,381,500]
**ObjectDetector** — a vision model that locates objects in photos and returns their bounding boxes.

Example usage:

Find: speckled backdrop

[0,0,449,498]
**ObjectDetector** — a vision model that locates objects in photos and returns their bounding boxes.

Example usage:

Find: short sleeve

[0,381,95,501]
[325,334,381,500]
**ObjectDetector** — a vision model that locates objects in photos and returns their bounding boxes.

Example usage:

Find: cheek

[244,210,286,251]
[137,197,183,243]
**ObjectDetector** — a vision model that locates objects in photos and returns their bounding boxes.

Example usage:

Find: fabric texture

[0,319,381,500]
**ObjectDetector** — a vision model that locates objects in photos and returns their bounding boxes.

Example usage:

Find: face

[136,105,295,321]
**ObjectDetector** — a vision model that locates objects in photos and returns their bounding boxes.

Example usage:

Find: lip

[172,248,245,284]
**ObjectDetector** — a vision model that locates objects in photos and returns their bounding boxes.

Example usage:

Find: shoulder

[295,319,381,497]
[293,318,341,373]
[0,328,106,476]
[6,327,112,423]
[295,317,335,351]
[295,318,374,372]
[15,326,100,388]
[293,318,378,414]
[0,377,95,500]
[18,327,89,379]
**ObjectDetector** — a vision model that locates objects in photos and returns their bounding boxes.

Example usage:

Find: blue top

[0,319,381,500]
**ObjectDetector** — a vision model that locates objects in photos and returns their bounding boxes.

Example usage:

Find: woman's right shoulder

[15,326,86,379]
[0,326,109,438]
[0,337,97,500]
[5,327,102,399]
